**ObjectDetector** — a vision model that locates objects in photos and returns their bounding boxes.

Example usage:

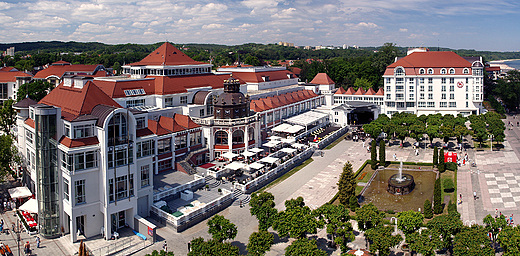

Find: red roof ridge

[128,42,205,66]
[354,88,366,95]
[335,87,347,95]
[365,88,376,95]
[376,88,384,95]
[345,87,356,95]
[310,73,335,85]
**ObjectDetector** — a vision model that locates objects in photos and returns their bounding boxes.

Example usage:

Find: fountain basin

[388,173,415,195]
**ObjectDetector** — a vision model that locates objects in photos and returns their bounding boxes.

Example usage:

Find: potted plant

[205,185,209,191]
[218,188,222,195]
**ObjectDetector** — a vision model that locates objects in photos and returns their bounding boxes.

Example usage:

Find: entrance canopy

[259,156,279,164]
[19,198,38,213]
[272,123,292,132]
[248,162,265,170]
[285,111,329,127]
[221,152,238,159]
[249,147,264,153]
[225,162,246,171]
[8,187,32,199]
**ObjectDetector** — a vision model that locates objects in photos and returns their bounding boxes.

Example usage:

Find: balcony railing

[191,115,258,126]
[108,134,133,146]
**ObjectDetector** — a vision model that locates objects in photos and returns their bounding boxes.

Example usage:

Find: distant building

[33,61,111,86]
[6,47,15,56]
[278,41,294,47]
[303,46,312,50]
[342,44,348,49]
[0,67,32,103]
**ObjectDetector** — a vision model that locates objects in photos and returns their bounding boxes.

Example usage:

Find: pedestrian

[163,241,167,252]
[460,194,463,202]
[24,241,30,255]
[362,141,365,148]
[495,209,498,218]
[474,191,477,200]
[35,236,40,248]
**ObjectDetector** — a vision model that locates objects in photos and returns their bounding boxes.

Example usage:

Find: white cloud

[202,24,224,29]
[399,28,408,32]
[0,2,11,10]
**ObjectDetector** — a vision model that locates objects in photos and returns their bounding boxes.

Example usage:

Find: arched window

[440,68,447,74]
[427,68,434,74]
[108,113,128,145]
[248,127,255,141]
[394,67,405,76]
[449,68,455,74]
[463,68,469,74]
[232,130,244,144]
[215,131,228,145]
[419,68,425,74]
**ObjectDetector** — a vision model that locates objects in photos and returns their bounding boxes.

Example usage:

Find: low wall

[153,174,205,202]
[316,125,349,149]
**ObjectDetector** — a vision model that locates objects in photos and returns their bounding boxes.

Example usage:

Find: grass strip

[323,134,348,150]
[259,158,314,193]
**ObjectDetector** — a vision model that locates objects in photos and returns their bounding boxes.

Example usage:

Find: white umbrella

[281,137,295,144]
[221,151,238,159]
[264,141,281,148]
[248,162,265,170]
[241,151,255,157]
[268,135,282,141]
[259,156,279,164]
[249,148,264,153]
[291,143,306,149]
[272,123,292,132]
[225,162,246,171]
[8,187,32,199]
[19,198,38,214]
[280,148,297,154]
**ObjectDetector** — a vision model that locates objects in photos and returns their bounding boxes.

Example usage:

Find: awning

[285,111,329,127]
[264,141,281,147]
[225,162,246,171]
[271,123,292,132]
[19,198,38,214]
[241,151,256,157]
[281,137,295,144]
[248,162,265,170]
[291,143,306,149]
[259,156,279,164]
[286,125,305,134]
[221,152,238,159]
[8,187,32,199]
[280,147,297,154]
[249,147,264,153]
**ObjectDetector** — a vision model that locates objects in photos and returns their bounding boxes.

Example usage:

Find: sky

[0,0,518,51]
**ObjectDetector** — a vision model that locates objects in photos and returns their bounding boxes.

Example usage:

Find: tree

[469,116,488,148]
[423,199,433,219]
[113,61,121,75]
[188,237,239,256]
[284,238,327,256]
[247,231,274,256]
[78,240,89,256]
[438,148,445,173]
[426,125,439,146]
[483,214,507,249]
[433,178,443,214]
[355,203,385,231]
[0,135,19,178]
[349,195,359,210]
[371,140,377,170]
[244,55,260,66]
[365,225,401,256]
[353,77,372,91]
[394,125,409,146]
[314,204,354,252]
[427,213,463,252]
[273,197,318,239]
[145,250,174,256]
[406,228,442,256]
[16,80,54,102]
[433,146,438,166]
[494,70,520,111]
[397,210,424,235]
[497,225,520,256]
[0,99,17,135]
[207,215,237,242]
[379,141,386,166]
[363,122,382,139]
[337,161,357,206]
[453,226,494,256]
[454,125,469,144]
[249,192,278,231]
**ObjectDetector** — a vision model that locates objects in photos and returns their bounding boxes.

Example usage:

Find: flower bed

[16,210,37,234]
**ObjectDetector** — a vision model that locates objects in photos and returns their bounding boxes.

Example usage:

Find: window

[427,102,435,108]
[395,67,405,76]
[450,85,454,92]
[428,94,433,100]
[116,175,128,201]
[420,93,425,100]
[141,165,150,188]
[397,102,405,108]
[449,68,455,74]
[396,78,404,85]
[466,85,468,92]
[136,140,155,158]
[419,68,425,74]
[449,78,455,84]
[190,132,202,146]
[136,117,146,129]
[396,85,404,92]
[26,131,33,145]
[74,124,94,138]
[409,93,414,101]
[427,68,433,74]
[463,68,469,74]
[62,151,97,171]
[466,78,469,84]
[215,131,228,145]
[386,102,395,107]
[175,135,187,149]
[428,78,433,84]
[180,96,188,104]
[420,78,424,84]
[386,78,391,84]
[442,94,446,100]
[199,109,204,117]
[75,180,85,205]
[442,85,446,92]
[441,78,446,84]
[64,179,69,201]
[232,130,244,144]
[406,102,415,107]
[418,102,426,108]
[466,102,469,108]
[334,119,339,123]
[441,68,447,74]
[396,94,404,101]
[449,102,457,108]
[108,147,133,168]
[450,94,455,100]
[409,78,414,83]
[428,85,433,92]
[126,99,145,107]
[64,124,70,137]
[440,102,447,108]
[158,160,172,171]
[165,97,173,107]
[386,94,391,100]
[157,138,172,154]
[466,94,468,100]
[420,85,425,91]
[386,86,391,91]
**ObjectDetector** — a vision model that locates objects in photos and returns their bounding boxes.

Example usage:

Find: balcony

[191,115,258,126]
[108,134,133,146]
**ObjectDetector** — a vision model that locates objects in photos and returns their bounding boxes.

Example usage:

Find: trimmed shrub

[371,140,377,170]
[445,162,457,171]
[443,178,455,193]
[379,141,386,167]
[433,146,438,166]
[423,199,433,219]
[433,179,443,214]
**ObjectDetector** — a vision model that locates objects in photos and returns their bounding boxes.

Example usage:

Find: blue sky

[0,0,518,51]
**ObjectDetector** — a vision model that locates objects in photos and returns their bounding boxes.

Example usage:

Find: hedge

[443,178,455,193]
[445,162,457,171]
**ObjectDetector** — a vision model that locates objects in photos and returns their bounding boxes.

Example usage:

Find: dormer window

[441,68,447,74]
[427,68,434,74]
[463,68,469,74]
[419,68,425,74]
[449,68,455,74]
[74,124,94,139]
[394,67,405,76]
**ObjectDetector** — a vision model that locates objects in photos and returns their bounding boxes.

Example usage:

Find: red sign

[457,81,464,88]
[444,151,457,163]
[148,226,153,236]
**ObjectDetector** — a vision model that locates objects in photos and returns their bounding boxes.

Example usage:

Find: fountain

[387,161,415,195]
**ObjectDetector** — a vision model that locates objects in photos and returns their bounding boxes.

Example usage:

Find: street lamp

[488,134,494,151]
[423,134,428,150]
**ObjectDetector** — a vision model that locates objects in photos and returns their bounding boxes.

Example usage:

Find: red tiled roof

[354,88,366,95]
[128,42,205,66]
[345,87,356,95]
[335,87,347,95]
[250,90,320,112]
[219,65,254,68]
[148,114,200,136]
[59,135,99,148]
[33,64,106,79]
[52,60,71,65]
[486,66,500,72]
[0,70,32,82]
[39,81,121,120]
[136,128,154,137]
[0,67,16,72]
[376,88,384,95]
[231,70,295,83]
[24,118,35,129]
[385,51,473,76]
[310,73,335,85]
[365,88,376,95]
[148,120,171,136]
[290,67,301,75]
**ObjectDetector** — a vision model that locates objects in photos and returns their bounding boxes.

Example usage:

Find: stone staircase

[232,189,251,206]
[177,147,208,175]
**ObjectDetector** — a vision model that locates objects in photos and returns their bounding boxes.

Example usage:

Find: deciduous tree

[483,214,507,249]
[249,192,278,231]
[365,225,401,256]
[273,197,318,239]
[284,238,327,256]
[497,225,520,256]
[188,237,239,256]
[397,210,424,235]
[453,226,494,256]
[406,228,442,256]
[0,99,16,135]
[207,215,237,242]
[16,80,54,102]
[247,231,274,256]
[355,203,385,231]
[313,204,354,252]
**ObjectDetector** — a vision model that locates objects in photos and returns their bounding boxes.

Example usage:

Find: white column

[228,130,233,153]
[244,127,249,150]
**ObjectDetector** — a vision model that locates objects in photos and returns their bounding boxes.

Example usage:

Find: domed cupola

[213,76,250,119]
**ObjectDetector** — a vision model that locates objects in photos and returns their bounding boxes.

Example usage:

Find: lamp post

[423,134,428,150]
[488,134,494,151]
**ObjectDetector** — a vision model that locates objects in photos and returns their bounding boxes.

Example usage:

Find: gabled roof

[387,51,472,69]
[59,136,99,148]
[335,87,346,95]
[0,70,32,82]
[127,42,205,66]
[0,67,17,72]
[39,81,121,121]
[354,88,366,95]
[365,88,376,95]
[345,87,356,95]
[52,60,71,65]
[231,70,295,83]
[250,89,320,112]
[148,114,200,136]
[310,73,335,85]
[376,88,384,95]
[25,118,35,129]
[33,64,107,79]
[13,98,37,109]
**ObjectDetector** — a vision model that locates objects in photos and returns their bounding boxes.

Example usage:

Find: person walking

[163,241,168,252]
[35,236,40,248]
[24,241,30,256]
[474,191,477,200]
